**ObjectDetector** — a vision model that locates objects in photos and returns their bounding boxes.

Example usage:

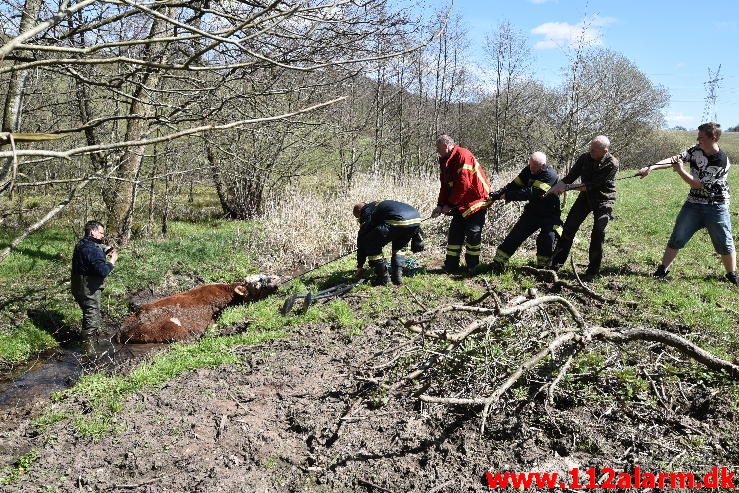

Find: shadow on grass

[12,247,67,263]
[301,269,357,291]
[26,309,78,347]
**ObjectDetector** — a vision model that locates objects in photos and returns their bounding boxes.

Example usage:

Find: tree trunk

[0,0,43,187]
[108,14,171,242]
[206,142,234,217]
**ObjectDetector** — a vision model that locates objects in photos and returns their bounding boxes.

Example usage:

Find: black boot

[652,264,669,278]
[369,260,389,286]
[465,254,479,276]
[391,256,403,285]
[442,256,460,274]
[79,328,96,357]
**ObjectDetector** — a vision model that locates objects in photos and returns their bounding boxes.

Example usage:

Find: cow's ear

[234,286,246,296]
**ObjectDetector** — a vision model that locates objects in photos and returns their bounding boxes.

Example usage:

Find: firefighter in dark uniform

[354,200,424,286]
[490,152,562,272]
[71,220,117,354]
[433,134,492,275]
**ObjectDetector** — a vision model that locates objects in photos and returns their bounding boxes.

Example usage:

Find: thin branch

[0,0,99,61]
[0,97,347,160]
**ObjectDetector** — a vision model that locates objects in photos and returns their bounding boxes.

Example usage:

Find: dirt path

[2,287,738,492]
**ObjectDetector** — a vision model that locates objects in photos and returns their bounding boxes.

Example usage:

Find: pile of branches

[356,272,739,432]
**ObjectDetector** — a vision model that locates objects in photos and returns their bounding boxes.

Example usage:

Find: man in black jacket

[547,135,619,280]
[354,200,424,285]
[71,220,118,353]
[490,152,562,272]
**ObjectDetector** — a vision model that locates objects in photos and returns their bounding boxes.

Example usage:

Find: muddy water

[0,349,80,409]
[0,342,165,412]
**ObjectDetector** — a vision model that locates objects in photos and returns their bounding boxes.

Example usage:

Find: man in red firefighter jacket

[432,134,492,275]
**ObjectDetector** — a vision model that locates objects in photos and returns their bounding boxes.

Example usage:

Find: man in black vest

[490,152,562,272]
[71,220,118,354]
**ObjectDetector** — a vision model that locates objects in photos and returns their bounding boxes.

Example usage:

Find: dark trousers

[71,274,103,339]
[360,224,420,262]
[496,211,560,266]
[551,193,612,273]
[445,209,486,269]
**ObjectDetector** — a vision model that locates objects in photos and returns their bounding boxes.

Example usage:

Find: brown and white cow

[117,274,279,343]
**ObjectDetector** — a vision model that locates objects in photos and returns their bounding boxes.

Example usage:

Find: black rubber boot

[79,328,97,357]
[81,336,96,357]
[369,260,389,286]
[391,256,403,285]
[465,254,479,276]
[442,256,460,274]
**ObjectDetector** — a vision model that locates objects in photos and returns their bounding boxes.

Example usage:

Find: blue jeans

[667,202,735,255]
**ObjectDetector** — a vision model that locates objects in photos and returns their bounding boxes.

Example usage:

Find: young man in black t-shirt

[638,122,737,284]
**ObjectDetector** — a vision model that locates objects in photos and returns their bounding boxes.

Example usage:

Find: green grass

[602,167,738,342]
[0,321,57,367]
[0,449,39,486]
[0,226,78,368]
[3,145,739,443]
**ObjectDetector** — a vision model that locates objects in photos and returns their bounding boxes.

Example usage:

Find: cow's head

[233,274,280,300]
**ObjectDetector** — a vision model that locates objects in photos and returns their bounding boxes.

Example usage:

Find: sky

[417,0,739,130]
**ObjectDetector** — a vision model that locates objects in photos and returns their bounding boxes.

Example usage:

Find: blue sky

[418,0,739,130]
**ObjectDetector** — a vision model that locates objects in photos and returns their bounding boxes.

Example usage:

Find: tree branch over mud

[359,283,739,433]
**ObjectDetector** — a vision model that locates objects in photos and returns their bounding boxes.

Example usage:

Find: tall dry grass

[255,170,520,273]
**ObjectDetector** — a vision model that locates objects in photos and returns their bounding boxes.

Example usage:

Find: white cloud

[532,15,617,50]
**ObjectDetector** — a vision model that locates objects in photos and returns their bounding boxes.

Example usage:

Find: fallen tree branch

[420,324,739,432]
[404,294,585,343]
[420,330,579,432]
[587,326,739,378]
[519,265,637,307]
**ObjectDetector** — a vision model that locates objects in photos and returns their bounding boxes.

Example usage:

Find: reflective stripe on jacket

[358,200,422,238]
[503,165,561,223]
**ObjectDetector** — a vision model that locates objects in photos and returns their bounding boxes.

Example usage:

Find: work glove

[488,189,505,202]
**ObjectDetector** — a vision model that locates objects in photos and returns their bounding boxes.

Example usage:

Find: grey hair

[530,151,547,166]
[436,134,455,147]
[591,135,610,149]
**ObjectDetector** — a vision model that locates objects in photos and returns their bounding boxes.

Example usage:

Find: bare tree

[483,22,531,172]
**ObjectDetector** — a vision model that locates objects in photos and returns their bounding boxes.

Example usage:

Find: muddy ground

[1,278,738,492]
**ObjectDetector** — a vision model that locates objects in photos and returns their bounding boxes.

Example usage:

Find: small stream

[0,341,165,411]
